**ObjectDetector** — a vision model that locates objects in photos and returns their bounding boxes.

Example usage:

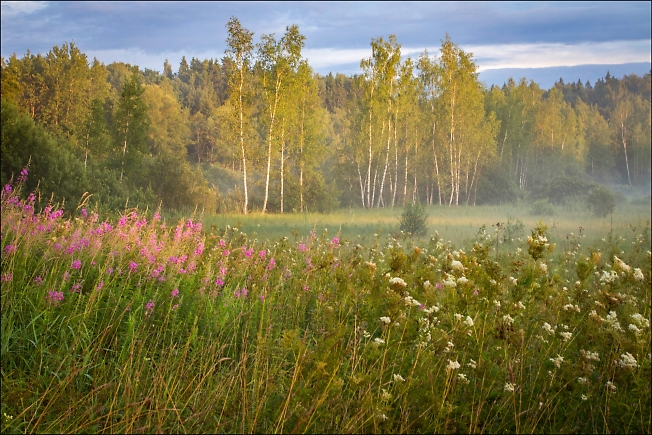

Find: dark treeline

[2,18,650,215]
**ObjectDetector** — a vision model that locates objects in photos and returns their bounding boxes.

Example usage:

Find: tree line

[2,17,650,215]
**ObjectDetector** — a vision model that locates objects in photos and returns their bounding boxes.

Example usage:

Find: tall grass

[2,176,650,433]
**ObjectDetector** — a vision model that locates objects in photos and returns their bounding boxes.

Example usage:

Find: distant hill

[478,62,651,89]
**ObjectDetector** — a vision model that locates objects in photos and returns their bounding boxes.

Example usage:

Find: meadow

[1,174,650,434]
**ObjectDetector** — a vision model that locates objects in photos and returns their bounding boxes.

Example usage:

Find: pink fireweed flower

[105,267,114,275]
[47,291,64,304]
[17,168,28,183]
[219,239,226,248]
[171,288,180,298]
[219,267,227,276]
[258,249,267,259]
[118,216,127,227]
[223,249,230,256]
[71,259,82,270]
[95,281,104,291]
[4,244,16,254]
[330,237,340,248]
[81,208,88,219]
[71,283,82,293]
[144,300,155,315]
[153,212,161,220]
[1,273,12,282]
[33,276,43,286]
[298,243,307,252]
[172,304,179,310]
[3,184,12,194]
[62,271,70,282]
[128,262,138,273]
[215,277,225,287]
[195,242,205,256]
[436,282,443,290]
[266,258,276,270]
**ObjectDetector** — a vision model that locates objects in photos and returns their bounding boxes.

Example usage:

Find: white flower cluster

[404,294,422,307]
[559,331,573,341]
[380,316,391,325]
[538,262,548,274]
[463,316,474,327]
[631,313,650,329]
[466,359,477,369]
[502,314,515,325]
[550,355,564,368]
[617,352,638,370]
[508,276,518,285]
[504,383,515,393]
[606,311,624,331]
[542,322,556,335]
[423,280,432,289]
[457,373,470,384]
[580,349,600,362]
[443,276,457,288]
[589,310,605,323]
[563,304,581,313]
[422,305,439,315]
[600,270,618,284]
[446,359,461,371]
[365,261,377,270]
[577,377,589,385]
[393,373,405,383]
[633,268,644,281]
[443,341,455,353]
[605,381,617,392]
[389,277,407,287]
[373,337,385,346]
[613,256,631,273]
[454,313,463,321]
[457,276,469,284]
[450,260,464,271]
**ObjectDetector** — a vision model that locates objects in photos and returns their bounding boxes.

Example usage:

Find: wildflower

[373,337,385,346]
[393,373,405,383]
[171,288,180,298]
[457,276,469,284]
[95,281,104,291]
[617,352,638,369]
[563,304,581,313]
[628,324,641,334]
[47,291,64,304]
[4,244,17,254]
[380,389,392,401]
[467,359,477,369]
[493,300,501,308]
[538,262,548,273]
[446,360,461,371]
[509,276,518,285]
[605,381,617,392]
[633,268,644,281]
[266,258,276,270]
[580,350,600,362]
[578,377,589,385]
[631,313,650,328]
[550,355,564,368]
[423,280,431,289]
[223,249,230,256]
[71,283,82,293]
[463,316,474,327]
[444,341,455,353]
[451,260,464,271]
[458,373,470,384]
[542,322,555,335]
[613,256,631,273]
[560,331,572,341]
[0,273,12,283]
[504,383,515,393]
[454,313,463,321]
[389,277,407,287]
[606,311,623,331]
[581,394,588,401]
[516,301,526,310]
[145,300,155,315]
[600,270,618,284]
[330,237,340,248]
[33,276,43,286]
[380,316,391,324]
[443,277,456,288]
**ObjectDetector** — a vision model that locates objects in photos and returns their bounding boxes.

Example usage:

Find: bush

[586,186,616,217]
[399,201,428,236]
[531,199,555,216]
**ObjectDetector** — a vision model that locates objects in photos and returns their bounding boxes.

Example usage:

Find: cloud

[0,1,47,17]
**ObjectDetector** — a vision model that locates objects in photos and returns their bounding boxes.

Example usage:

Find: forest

[1,17,650,216]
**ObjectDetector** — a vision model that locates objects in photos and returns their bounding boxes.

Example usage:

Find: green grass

[2,183,650,433]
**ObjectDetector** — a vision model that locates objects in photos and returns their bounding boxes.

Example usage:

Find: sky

[2,1,650,89]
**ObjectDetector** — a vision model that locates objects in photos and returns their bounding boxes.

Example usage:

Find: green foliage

[399,201,428,236]
[531,198,555,216]
[586,185,617,217]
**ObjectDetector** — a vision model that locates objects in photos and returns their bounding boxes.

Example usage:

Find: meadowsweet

[563,304,581,313]
[457,373,470,384]
[380,389,392,401]
[446,359,461,371]
[373,337,385,346]
[457,276,469,284]
[444,341,454,353]
[463,316,474,327]
[538,262,548,273]
[467,359,477,369]
[580,350,600,362]
[509,276,517,285]
[502,314,514,325]
[423,280,431,289]
[633,268,644,281]
[560,331,572,341]
[605,381,617,392]
[493,300,501,308]
[631,313,650,328]
[443,277,456,288]
[550,355,564,368]
[578,377,589,384]
[613,256,631,273]
[542,322,555,335]
[454,313,463,321]
[600,270,618,284]
[450,260,464,271]
[606,311,624,331]
[380,316,391,324]
[393,373,405,383]
[504,383,515,393]
[389,277,407,287]
[617,352,638,369]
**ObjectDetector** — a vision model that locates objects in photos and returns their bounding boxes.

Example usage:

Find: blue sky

[2,1,650,88]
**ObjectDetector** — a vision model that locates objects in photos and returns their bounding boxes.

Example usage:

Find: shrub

[531,199,554,216]
[586,185,616,217]
[399,201,428,236]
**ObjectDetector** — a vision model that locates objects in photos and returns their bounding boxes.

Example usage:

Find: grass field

[2,178,650,433]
